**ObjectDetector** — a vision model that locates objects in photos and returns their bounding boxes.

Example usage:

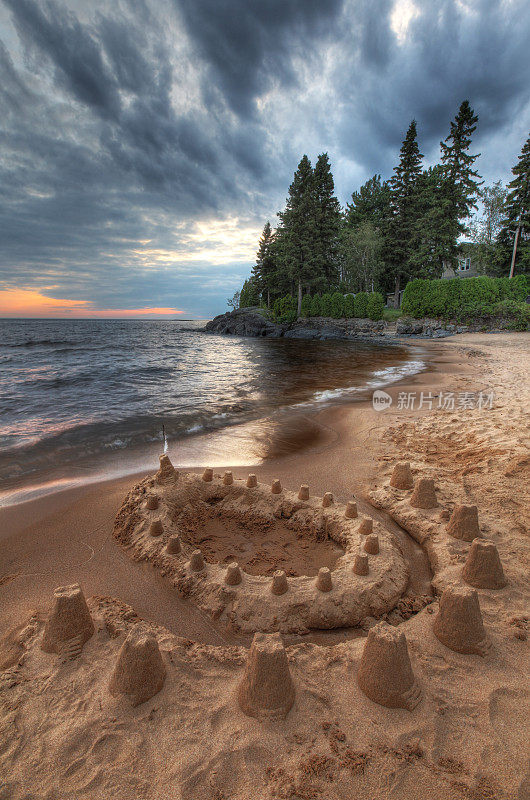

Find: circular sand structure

[113,456,409,634]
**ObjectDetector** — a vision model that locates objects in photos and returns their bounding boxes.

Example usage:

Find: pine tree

[251,221,275,307]
[384,119,424,303]
[278,155,319,315]
[313,153,342,289]
[440,100,482,267]
[346,174,391,229]
[410,165,454,278]
[501,133,529,277]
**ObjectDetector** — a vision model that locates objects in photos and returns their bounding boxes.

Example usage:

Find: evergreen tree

[313,153,342,289]
[239,277,260,308]
[251,221,275,307]
[501,133,530,277]
[384,119,424,303]
[440,100,482,266]
[346,174,391,229]
[410,165,454,278]
[277,155,319,315]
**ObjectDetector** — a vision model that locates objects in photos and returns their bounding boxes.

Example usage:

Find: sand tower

[322,492,333,508]
[237,632,295,720]
[364,534,379,554]
[202,468,213,482]
[190,550,205,571]
[109,630,166,706]
[271,570,288,595]
[358,518,373,536]
[353,552,369,575]
[156,454,177,484]
[316,567,332,592]
[41,584,94,656]
[223,471,234,486]
[149,519,163,537]
[433,585,489,656]
[447,504,481,541]
[410,478,438,509]
[357,621,421,710]
[225,562,242,585]
[271,479,282,494]
[462,538,506,589]
[146,494,159,510]
[166,535,181,554]
[390,461,413,490]
[298,485,309,501]
[345,500,358,519]
[246,474,257,488]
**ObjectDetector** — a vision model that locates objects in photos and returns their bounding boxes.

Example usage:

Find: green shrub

[273,295,297,321]
[321,293,333,317]
[310,293,322,317]
[300,294,312,318]
[367,291,384,320]
[344,294,355,318]
[354,291,369,318]
[401,275,530,319]
[330,291,345,318]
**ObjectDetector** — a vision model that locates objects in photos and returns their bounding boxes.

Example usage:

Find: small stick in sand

[271,570,288,595]
[236,632,295,720]
[433,585,490,656]
[223,471,234,485]
[298,485,309,501]
[357,621,421,710]
[146,494,159,510]
[149,519,163,537]
[345,500,358,519]
[166,535,181,554]
[390,461,414,490]
[353,552,369,575]
[202,467,213,482]
[358,517,373,536]
[410,478,438,509]
[316,566,332,592]
[41,583,95,655]
[364,534,379,554]
[271,479,282,494]
[322,492,333,508]
[462,538,507,589]
[190,550,205,571]
[447,504,481,541]
[225,562,242,585]
[109,630,166,707]
[246,474,257,488]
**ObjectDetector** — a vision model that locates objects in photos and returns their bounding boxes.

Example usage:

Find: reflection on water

[0,318,426,502]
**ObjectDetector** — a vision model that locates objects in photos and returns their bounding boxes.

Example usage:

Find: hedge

[367,291,385,321]
[401,275,529,319]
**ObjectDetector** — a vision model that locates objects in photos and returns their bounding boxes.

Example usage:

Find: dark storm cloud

[0,0,529,317]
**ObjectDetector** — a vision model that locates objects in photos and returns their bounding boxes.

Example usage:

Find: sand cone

[166,535,181,555]
[149,519,163,537]
[271,570,288,595]
[223,471,233,485]
[390,461,413,490]
[271,479,282,494]
[322,492,333,508]
[156,454,177,484]
[410,478,438,509]
[190,550,205,571]
[433,585,489,656]
[236,632,295,721]
[447,504,481,541]
[358,517,373,536]
[246,474,257,488]
[345,501,358,519]
[462,538,506,589]
[353,553,369,575]
[298,485,309,501]
[146,494,159,510]
[357,621,421,710]
[202,467,213,482]
[225,562,242,585]
[364,534,379,554]
[109,630,166,707]
[316,567,332,592]
[41,584,94,655]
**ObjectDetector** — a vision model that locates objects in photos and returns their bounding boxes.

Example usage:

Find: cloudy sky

[0,0,529,318]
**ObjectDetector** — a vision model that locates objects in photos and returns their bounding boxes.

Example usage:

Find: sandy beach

[1,332,528,800]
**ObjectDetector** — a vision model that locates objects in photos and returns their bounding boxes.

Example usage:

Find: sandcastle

[322,492,333,508]
[146,494,159,510]
[357,621,421,710]
[113,455,410,635]
[433,585,490,656]
[236,632,295,720]
[410,478,438,509]
[41,584,94,657]
[156,454,177,483]
[462,538,506,589]
[447,504,481,541]
[109,629,166,706]
[390,461,414,490]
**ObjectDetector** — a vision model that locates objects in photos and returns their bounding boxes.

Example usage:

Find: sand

[0,332,529,799]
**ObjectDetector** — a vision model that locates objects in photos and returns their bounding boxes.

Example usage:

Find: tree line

[233,102,529,316]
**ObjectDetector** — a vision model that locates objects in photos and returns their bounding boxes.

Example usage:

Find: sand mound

[462,538,507,589]
[390,461,414,490]
[357,621,421,710]
[433,585,490,656]
[109,629,166,706]
[410,478,438,509]
[236,632,295,720]
[41,583,94,656]
[447,504,481,541]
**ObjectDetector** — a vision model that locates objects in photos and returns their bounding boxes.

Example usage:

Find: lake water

[0,318,425,503]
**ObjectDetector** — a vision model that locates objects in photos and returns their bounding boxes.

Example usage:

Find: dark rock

[396,318,424,335]
[205,309,283,338]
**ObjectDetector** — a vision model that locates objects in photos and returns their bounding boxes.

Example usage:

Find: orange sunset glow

[0,288,182,318]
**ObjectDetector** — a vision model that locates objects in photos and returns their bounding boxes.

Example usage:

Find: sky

[0,0,529,319]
